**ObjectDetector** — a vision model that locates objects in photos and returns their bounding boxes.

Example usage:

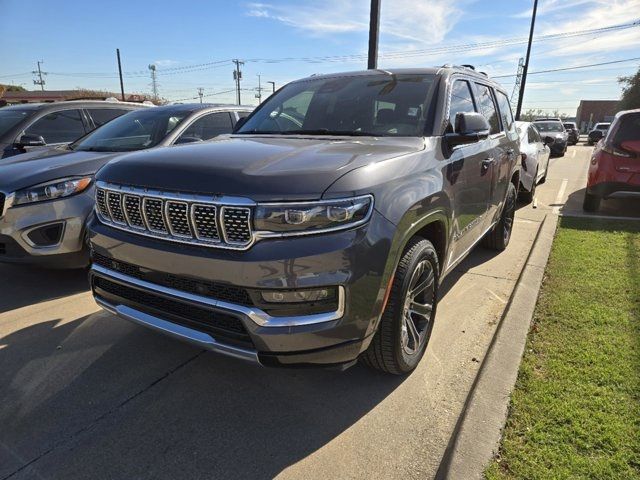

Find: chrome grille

[95,183,254,250]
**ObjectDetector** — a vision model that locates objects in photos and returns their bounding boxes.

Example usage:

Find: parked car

[533,119,567,156]
[583,109,640,212]
[0,100,147,159]
[562,121,579,145]
[587,122,611,146]
[88,66,521,375]
[0,104,252,268]
[515,121,553,203]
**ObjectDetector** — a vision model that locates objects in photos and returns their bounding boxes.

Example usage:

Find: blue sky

[2,0,639,115]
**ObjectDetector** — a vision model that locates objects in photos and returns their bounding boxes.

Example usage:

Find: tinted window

[448,80,476,130]
[25,109,86,144]
[535,121,563,132]
[612,113,640,145]
[88,108,129,127]
[71,108,189,152]
[528,126,541,143]
[495,91,514,132]
[0,109,32,137]
[563,123,575,130]
[238,74,436,137]
[474,84,500,134]
[177,112,233,142]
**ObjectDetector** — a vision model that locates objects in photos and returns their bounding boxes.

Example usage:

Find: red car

[584,108,640,212]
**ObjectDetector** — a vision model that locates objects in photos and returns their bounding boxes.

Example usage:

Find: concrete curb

[435,211,559,480]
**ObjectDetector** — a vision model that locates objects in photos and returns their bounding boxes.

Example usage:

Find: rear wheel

[583,192,601,212]
[362,237,439,375]
[483,182,517,251]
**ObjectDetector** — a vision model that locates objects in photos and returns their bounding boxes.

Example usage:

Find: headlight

[12,177,92,206]
[255,195,373,236]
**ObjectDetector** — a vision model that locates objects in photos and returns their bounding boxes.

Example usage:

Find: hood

[0,149,121,193]
[96,135,426,201]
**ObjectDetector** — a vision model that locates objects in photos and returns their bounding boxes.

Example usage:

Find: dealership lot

[1,144,638,479]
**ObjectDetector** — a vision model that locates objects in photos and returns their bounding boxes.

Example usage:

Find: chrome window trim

[91,263,345,328]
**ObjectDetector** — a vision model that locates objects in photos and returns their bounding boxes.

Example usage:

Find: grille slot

[95,184,254,250]
[123,195,145,229]
[107,191,125,224]
[142,197,168,233]
[166,201,192,237]
[222,207,252,244]
[191,204,220,241]
[93,276,253,348]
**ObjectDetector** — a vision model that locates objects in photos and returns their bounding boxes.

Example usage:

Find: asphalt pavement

[1,143,638,480]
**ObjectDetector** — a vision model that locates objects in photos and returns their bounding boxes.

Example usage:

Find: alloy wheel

[401,259,435,355]
[503,188,516,245]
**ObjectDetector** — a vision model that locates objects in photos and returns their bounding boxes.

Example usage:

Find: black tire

[483,182,517,251]
[583,192,601,212]
[362,237,439,375]
[519,171,537,204]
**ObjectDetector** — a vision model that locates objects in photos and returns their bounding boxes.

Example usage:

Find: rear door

[484,87,517,226]
[446,78,494,262]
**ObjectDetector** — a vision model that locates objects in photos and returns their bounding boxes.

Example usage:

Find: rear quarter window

[474,83,500,135]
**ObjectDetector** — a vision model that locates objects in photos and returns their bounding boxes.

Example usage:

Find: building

[575,100,619,132]
[0,89,152,106]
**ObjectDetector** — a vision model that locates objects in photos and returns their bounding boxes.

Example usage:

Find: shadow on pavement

[0,311,406,479]
[0,263,89,314]
[561,187,640,219]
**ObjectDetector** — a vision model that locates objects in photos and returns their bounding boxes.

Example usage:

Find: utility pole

[255,74,264,104]
[32,61,47,91]
[510,57,525,107]
[116,49,125,101]
[267,81,275,93]
[148,64,159,102]
[516,0,538,120]
[232,59,244,105]
[367,0,381,69]
[197,87,204,103]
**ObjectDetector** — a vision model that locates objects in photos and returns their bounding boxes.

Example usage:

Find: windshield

[563,123,575,129]
[0,108,32,137]
[237,73,436,137]
[71,108,189,152]
[535,121,564,132]
[595,123,610,130]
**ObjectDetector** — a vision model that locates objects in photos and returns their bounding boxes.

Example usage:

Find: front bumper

[0,188,93,268]
[88,210,396,367]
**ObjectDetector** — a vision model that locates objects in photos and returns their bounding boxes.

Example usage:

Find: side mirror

[233,116,248,133]
[174,136,203,145]
[445,112,491,148]
[16,133,46,147]
[543,136,555,146]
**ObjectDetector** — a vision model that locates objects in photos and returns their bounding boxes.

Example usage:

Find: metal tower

[510,58,525,107]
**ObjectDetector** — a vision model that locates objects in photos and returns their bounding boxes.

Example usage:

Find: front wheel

[483,182,517,251]
[362,237,439,375]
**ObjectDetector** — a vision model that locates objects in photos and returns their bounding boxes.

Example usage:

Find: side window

[177,112,234,142]
[236,111,251,121]
[88,108,128,128]
[25,109,86,144]
[527,126,536,143]
[531,126,542,143]
[448,80,476,130]
[474,84,500,135]
[496,92,515,132]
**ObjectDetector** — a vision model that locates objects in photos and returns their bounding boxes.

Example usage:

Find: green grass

[485,217,640,480]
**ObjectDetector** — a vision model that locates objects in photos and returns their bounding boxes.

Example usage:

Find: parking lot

[1,143,638,480]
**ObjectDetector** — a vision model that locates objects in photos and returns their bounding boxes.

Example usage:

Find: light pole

[368,0,381,69]
[516,0,539,120]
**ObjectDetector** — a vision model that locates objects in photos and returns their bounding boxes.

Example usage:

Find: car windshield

[595,123,610,130]
[535,121,564,132]
[70,108,189,152]
[237,73,437,137]
[563,123,575,129]
[0,108,32,137]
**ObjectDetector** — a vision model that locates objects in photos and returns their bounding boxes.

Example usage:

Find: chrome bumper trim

[90,264,345,327]
[95,297,260,364]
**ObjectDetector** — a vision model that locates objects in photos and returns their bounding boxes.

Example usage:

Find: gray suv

[88,66,520,374]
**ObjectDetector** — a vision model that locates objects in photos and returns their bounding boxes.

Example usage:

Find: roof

[152,103,253,114]
[0,100,145,111]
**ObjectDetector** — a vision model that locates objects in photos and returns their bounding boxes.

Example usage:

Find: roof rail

[460,64,476,70]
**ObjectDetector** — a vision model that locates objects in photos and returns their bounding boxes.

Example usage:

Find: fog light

[260,287,336,303]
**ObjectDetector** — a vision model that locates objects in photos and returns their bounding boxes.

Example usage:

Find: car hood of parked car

[96,135,426,201]
[0,148,123,193]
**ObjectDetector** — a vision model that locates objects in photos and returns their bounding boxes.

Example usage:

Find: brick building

[575,100,619,132]
[0,89,152,106]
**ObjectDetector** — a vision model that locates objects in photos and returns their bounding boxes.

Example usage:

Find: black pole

[367,0,381,69]
[116,49,125,101]
[516,0,538,120]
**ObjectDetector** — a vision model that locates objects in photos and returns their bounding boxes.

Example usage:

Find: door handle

[481,157,495,173]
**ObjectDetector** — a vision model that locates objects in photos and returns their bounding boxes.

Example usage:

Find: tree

[0,84,27,92]
[618,67,640,111]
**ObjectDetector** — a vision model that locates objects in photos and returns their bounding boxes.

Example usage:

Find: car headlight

[255,195,373,236]
[12,176,92,206]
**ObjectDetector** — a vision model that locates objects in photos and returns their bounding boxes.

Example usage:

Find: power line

[494,56,640,78]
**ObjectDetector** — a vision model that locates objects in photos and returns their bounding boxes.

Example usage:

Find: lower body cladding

[87,210,396,368]
[0,190,93,268]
